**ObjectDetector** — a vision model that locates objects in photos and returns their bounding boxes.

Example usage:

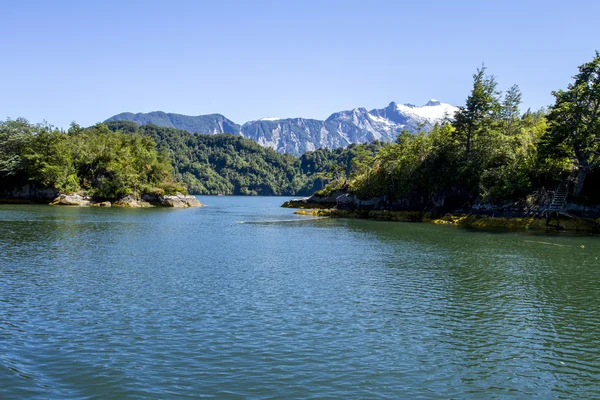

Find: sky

[1,0,599,129]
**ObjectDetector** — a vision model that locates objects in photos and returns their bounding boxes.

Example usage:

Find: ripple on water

[1,200,600,398]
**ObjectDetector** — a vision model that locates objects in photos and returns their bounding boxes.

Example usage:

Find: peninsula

[283,53,600,233]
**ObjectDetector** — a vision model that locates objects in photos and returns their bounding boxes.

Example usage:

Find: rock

[50,194,91,206]
[281,197,312,208]
[307,190,347,205]
[282,190,347,209]
[334,193,383,211]
[354,196,383,210]
[113,195,151,208]
[0,184,59,203]
[335,193,354,209]
[91,201,112,207]
[141,192,203,208]
[160,193,203,208]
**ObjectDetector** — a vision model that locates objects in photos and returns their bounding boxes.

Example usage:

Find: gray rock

[306,190,347,205]
[0,184,58,203]
[336,193,354,208]
[113,195,151,208]
[141,192,203,208]
[51,194,91,206]
[91,201,112,207]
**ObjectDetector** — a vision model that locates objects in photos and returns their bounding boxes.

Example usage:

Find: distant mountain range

[105,100,458,156]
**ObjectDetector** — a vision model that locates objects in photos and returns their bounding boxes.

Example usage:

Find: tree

[453,66,501,158]
[545,51,600,196]
[0,118,34,178]
[500,85,522,136]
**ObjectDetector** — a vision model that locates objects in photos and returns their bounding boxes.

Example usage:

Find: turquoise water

[1,196,600,398]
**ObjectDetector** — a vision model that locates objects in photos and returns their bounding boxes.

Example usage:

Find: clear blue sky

[1,0,598,129]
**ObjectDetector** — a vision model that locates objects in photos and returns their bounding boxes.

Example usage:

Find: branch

[586,98,600,135]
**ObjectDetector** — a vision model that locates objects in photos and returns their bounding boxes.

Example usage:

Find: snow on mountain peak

[395,100,458,122]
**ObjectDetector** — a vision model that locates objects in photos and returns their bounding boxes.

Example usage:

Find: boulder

[91,201,112,207]
[334,193,383,211]
[282,190,347,209]
[141,192,203,208]
[335,193,354,209]
[113,195,151,208]
[159,193,203,208]
[0,184,59,203]
[50,194,91,206]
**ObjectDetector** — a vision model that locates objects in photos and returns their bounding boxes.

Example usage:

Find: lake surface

[1,196,600,399]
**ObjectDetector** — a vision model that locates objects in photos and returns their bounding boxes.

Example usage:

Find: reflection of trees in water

[340,218,600,396]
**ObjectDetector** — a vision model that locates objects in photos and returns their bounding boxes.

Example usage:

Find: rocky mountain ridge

[105,100,458,156]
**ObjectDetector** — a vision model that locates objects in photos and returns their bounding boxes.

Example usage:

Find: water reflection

[1,200,600,398]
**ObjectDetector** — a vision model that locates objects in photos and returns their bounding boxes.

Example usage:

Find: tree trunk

[573,167,588,197]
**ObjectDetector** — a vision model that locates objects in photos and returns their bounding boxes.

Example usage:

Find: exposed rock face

[141,193,203,208]
[48,192,202,208]
[0,184,58,203]
[281,190,346,209]
[91,201,112,207]
[113,195,152,208]
[2,185,203,208]
[105,112,241,135]
[50,194,91,206]
[283,190,387,211]
[105,100,459,156]
[341,195,383,210]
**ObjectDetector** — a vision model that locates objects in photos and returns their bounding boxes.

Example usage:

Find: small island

[0,122,202,208]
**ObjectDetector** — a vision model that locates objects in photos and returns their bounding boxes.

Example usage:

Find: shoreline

[0,193,204,208]
[293,208,600,233]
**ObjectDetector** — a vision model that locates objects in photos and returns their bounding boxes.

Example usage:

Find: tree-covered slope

[0,119,185,201]
[105,120,383,196]
[317,53,600,212]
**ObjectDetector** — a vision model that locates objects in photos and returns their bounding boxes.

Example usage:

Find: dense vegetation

[2,52,598,209]
[0,116,383,199]
[334,52,600,210]
[105,120,382,196]
[0,121,184,200]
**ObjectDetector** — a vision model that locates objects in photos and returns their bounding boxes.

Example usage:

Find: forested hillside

[0,120,185,200]
[319,52,600,211]
[3,52,598,207]
[105,120,383,196]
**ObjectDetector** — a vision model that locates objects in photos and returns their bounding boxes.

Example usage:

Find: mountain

[105,100,458,156]
[105,112,241,135]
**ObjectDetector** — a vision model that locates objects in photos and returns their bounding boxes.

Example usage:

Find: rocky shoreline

[0,185,203,208]
[283,192,600,233]
[50,193,203,208]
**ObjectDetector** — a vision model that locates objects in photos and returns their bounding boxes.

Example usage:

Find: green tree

[499,84,523,136]
[0,118,34,178]
[453,66,501,158]
[544,51,600,196]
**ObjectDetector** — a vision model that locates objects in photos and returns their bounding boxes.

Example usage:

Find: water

[1,196,600,399]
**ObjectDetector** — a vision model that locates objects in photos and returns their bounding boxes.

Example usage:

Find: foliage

[453,65,501,160]
[542,51,600,196]
[0,118,36,178]
[0,119,184,199]
[3,53,599,209]
[321,56,600,210]
[105,121,383,196]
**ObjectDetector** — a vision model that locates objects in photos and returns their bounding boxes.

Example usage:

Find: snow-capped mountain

[105,100,458,156]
